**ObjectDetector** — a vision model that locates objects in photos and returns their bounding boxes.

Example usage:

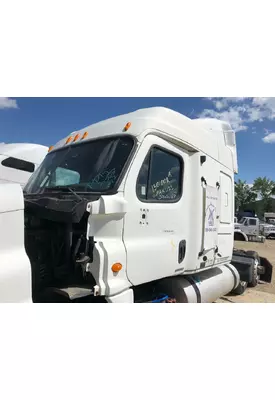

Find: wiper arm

[44,185,83,201]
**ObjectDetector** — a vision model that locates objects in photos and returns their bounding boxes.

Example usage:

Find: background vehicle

[0,108,272,302]
[264,213,275,224]
[236,210,257,222]
[0,143,48,187]
[234,216,275,241]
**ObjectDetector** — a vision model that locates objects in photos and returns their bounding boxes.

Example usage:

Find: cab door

[123,134,190,286]
[242,218,258,236]
[247,218,258,235]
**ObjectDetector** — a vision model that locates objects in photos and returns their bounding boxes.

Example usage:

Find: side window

[136,147,183,202]
[244,219,248,226]
[1,157,35,173]
[249,219,257,226]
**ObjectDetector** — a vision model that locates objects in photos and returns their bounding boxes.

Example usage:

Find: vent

[223,129,236,147]
[222,123,231,131]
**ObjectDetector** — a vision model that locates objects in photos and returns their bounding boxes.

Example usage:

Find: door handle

[178,240,186,264]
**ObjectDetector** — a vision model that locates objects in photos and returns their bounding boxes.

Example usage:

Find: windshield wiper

[44,185,83,201]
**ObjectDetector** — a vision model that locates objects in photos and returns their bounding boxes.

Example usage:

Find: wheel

[245,251,260,287]
[250,259,259,287]
[232,281,248,295]
[234,232,246,241]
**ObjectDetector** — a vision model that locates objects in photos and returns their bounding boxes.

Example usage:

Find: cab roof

[0,143,48,164]
[52,107,238,173]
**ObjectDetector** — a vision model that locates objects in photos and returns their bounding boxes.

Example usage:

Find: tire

[232,281,248,295]
[245,251,260,288]
[234,232,246,241]
[245,250,259,259]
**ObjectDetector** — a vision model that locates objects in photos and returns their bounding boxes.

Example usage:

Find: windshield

[24,136,134,194]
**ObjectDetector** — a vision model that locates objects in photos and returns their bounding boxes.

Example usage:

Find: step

[51,285,94,301]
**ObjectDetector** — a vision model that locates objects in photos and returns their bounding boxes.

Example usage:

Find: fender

[0,184,32,302]
[234,229,248,242]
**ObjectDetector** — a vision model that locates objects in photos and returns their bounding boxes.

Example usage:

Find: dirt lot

[217,240,275,303]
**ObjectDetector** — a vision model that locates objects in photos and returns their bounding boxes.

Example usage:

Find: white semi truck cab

[264,213,275,224]
[0,143,48,187]
[234,217,275,241]
[0,107,272,302]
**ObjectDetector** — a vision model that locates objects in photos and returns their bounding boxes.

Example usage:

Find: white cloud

[214,100,226,110]
[252,97,272,106]
[199,106,248,132]
[252,97,275,120]
[199,97,275,133]
[262,132,275,144]
[246,107,265,122]
[0,97,18,109]
[206,97,248,110]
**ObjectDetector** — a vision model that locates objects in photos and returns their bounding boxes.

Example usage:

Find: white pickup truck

[234,216,275,241]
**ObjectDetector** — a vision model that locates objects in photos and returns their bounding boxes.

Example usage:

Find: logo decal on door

[207,203,216,228]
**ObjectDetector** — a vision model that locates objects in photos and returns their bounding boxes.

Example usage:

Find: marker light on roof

[73,133,80,142]
[48,146,54,152]
[123,122,131,132]
[82,131,88,140]
[66,136,73,144]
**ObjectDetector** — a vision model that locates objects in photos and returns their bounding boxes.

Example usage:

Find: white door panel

[123,134,189,286]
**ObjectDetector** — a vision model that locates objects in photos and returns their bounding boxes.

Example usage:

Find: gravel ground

[217,240,275,303]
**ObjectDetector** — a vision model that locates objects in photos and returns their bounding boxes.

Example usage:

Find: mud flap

[259,256,273,283]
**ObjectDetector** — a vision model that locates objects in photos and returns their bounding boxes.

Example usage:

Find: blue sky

[0,97,274,183]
